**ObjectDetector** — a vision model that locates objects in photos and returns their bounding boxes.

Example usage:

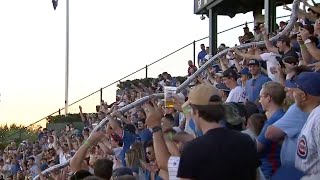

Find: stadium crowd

[2,1,320,180]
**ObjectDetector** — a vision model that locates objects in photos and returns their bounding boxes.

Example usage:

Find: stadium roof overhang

[194,0,294,17]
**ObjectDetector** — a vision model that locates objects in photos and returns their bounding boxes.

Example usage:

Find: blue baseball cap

[240,67,251,76]
[248,59,260,66]
[285,72,320,96]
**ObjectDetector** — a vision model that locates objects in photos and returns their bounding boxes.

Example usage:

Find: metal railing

[4,14,291,141]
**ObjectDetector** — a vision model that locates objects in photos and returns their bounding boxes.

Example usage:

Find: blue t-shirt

[119,130,137,166]
[138,129,152,144]
[11,163,21,175]
[170,78,177,87]
[245,74,271,103]
[258,109,285,179]
[198,50,207,64]
[273,104,309,167]
[145,170,163,180]
[189,118,203,137]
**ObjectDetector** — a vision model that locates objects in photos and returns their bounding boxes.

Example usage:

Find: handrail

[5,14,291,140]
[34,0,300,178]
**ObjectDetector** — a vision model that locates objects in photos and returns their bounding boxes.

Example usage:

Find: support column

[209,8,218,55]
[264,0,277,34]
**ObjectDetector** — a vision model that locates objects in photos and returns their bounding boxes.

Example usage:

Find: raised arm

[142,100,171,172]
[261,26,279,54]
[52,131,60,152]
[79,106,86,123]
[300,28,320,61]
[303,0,320,14]
[233,48,263,61]
[113,111,132,124]
[70,131,105,172]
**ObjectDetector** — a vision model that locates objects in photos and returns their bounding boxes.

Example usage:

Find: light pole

[65,0,69,115]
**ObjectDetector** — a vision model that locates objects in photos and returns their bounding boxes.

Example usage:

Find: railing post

[145,65,148,79]
[193,40,196,66]
[100,88,103,103]
[58,109,61,115]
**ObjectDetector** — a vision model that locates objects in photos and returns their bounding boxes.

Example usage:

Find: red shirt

[188,65,197,76]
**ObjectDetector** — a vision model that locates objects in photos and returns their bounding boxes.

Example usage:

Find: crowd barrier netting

[34,0,300,178]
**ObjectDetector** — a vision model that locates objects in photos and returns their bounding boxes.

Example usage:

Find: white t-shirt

[168,156,180,180]
[29,165,38,179]
[260,52,281,83]
[58,150,72,164]
[226,86,246,103]
[295,105,320,175]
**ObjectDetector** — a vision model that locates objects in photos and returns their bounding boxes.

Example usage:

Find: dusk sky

[0,0,293,126]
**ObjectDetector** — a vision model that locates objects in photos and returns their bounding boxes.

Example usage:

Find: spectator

[161,114,181,132]
[261,26,299,63]
[216,83,230,102]
[245,59,271,104]
[213,72,223,86]
[233,45,282,83]
[239,67,251,87]
[242,113,267,141]
[144,141,160,180]
[136,118,152,144]
[177,84,257,180]
[187,60,197,76]
[257,81,286,179]
[197,44,207,67]
[222,68,246,103]
[239,26,254,44]
[284,72,320,176]
[253,24,264,42]
[265,67,311,167]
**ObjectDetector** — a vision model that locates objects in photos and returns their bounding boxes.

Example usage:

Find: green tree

[0,123,38,150]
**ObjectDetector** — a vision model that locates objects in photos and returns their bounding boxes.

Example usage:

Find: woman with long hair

[125,149,140,178]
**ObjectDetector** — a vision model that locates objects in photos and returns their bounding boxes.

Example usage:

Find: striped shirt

[295,105,320,175]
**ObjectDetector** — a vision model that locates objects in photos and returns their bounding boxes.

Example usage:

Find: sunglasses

[146,151,152,155]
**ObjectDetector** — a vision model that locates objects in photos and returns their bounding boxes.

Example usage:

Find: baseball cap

[182,84,220,107]
[214,72,223,77]
[112,167,133,178]
[216,83,230,92]
[212,64,222,72]
[248,59,260,66]
[285,72,320,96]
[222,68,239,80]
[240,67,251,76]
